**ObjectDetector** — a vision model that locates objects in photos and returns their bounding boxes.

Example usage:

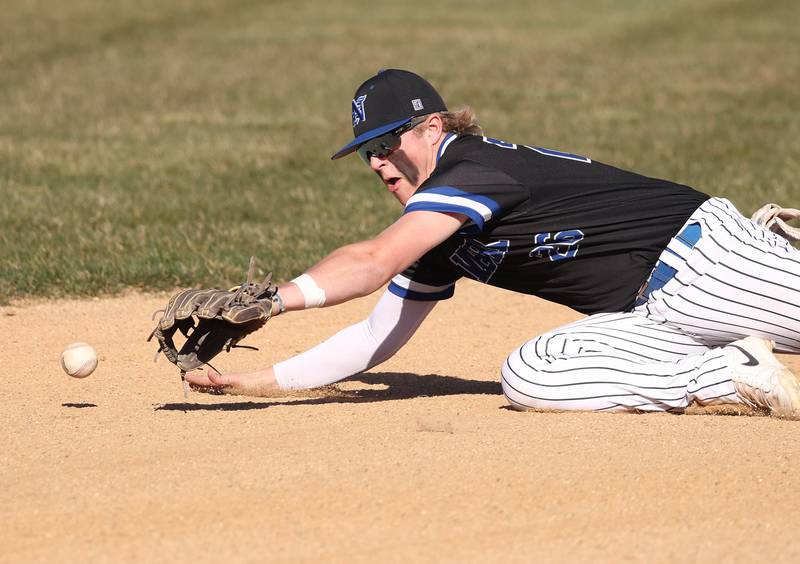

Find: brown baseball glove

[148,257,277,388]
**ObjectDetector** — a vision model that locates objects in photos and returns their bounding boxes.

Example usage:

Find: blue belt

[633,222,701,308]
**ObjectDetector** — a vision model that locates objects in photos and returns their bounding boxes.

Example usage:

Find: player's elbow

[330,243,395,297]
[361,252,396,293]
[348,242,403,292]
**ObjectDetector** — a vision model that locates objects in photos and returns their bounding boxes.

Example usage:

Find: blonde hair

[439,106,483,135]
[412,106,483,136]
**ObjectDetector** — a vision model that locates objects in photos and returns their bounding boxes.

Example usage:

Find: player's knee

[501,382,530,411]
[500,345,547,411]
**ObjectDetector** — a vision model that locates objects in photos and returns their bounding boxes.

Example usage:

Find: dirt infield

[3,280,800,563]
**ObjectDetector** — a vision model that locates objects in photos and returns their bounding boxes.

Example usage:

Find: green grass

[1,0,799,302]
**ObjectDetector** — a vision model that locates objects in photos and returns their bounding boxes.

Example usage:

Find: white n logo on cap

[352,95,367,127]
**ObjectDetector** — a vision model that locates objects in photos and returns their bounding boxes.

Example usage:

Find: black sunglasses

[356,116,428,164]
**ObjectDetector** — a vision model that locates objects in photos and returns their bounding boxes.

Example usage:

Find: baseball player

[186,69,800,415]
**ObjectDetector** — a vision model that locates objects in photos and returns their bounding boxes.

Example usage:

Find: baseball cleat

[726,337,800,416]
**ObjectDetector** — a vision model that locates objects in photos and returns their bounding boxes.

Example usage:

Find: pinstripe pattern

[642,198,800,352]
[502,198,800,413]
[501,313,734,412]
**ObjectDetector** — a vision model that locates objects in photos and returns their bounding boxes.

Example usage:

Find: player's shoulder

[433,133,565,177]
[423,135,522,191]
[438,133,502,164]
[450,134,596,166]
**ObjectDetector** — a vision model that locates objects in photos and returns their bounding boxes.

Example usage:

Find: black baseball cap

[331,69,448,160]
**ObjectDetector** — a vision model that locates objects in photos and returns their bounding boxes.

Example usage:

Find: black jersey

[387,134,709,314]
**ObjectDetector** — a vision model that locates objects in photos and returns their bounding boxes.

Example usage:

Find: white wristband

[291,273,326,308]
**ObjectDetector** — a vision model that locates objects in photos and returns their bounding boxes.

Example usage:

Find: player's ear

[424,113,444,144]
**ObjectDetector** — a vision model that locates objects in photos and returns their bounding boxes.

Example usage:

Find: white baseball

[61,342,98,378]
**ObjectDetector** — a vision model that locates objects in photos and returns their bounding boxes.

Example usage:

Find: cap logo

[352,94,367,127]
[412,98,424,111]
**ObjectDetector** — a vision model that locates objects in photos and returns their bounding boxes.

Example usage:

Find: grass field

[1,0,799,302]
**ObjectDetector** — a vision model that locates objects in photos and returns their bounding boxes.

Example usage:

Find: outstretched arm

[274,210,464,310]
[276,289,435,389]
[184,209,464,394]
[184,289,437,394]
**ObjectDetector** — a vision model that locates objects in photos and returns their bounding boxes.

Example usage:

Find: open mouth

[386,177,401,190]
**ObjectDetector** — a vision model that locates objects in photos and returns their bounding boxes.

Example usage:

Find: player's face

[366,116,443,206]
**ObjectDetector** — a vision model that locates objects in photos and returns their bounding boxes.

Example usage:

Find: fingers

[183,367,277,397]
[184,371,215,387]
[207,369,233,386]
[184,369,234,395]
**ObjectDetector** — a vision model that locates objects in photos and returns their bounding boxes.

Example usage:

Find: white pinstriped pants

[501,198,800,413]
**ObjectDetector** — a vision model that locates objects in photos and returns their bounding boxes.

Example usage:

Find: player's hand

[185,367,279,396]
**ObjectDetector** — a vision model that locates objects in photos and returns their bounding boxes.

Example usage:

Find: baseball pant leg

[501,312,737,413]
[640,198,800,352]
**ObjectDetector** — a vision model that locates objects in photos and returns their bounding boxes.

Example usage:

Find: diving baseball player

[186,69,800,415]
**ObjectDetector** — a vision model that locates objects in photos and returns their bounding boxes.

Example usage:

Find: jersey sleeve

[403,160,527,234]
[388,242,462,301]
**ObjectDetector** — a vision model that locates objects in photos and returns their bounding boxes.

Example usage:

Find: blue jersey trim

[388,281,455,301]
[436,133,457,164]
[420,186,501,215]
[405,201,487,230]
[457,224,482,236]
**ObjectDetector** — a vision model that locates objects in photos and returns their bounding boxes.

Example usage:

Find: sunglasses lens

[355,116,427,164]
[357,134,398,163]
[357,116,424,164]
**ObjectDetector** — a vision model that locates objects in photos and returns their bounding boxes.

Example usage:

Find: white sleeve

[273,289,437,390]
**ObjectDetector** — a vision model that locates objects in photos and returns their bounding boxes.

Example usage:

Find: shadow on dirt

[155,372,501,412]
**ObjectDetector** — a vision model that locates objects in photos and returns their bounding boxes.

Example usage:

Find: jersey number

[530,230,584,262]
